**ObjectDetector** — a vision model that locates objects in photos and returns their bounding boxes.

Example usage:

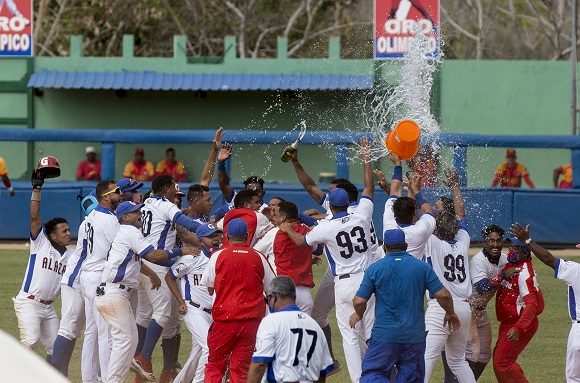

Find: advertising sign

[374,0,439,59]
[0,0,33,57]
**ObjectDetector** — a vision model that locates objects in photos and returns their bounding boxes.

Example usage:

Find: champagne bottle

[281,139,300,162]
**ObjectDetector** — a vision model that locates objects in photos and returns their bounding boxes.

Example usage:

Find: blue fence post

[336,144,349,180]
[573,149,580,189]
[453,145,468,186]
[102,142,116,180]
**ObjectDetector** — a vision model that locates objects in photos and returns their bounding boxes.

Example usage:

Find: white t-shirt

[81,206,119,272]
[19,229,72,301]
[169,249,213,309]
[305,197,374,276]
[61,218,89,291]
[425,229,472,300]
[101,225,154,289]
[382,197,436,259]
[469,250,508,309]
[252,306,334,383]
[253,227,279,273]
[141,196,181,272]
[555,258,580,321]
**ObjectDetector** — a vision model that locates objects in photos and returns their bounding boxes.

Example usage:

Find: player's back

[141,196,180,250]
[61,217,90,289]
[81,206,119,272]
[255,307,333,382]
[170,250,213,309]
[425,229,472,300]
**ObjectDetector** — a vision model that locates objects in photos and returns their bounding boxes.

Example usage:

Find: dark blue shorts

[360,339,426,383]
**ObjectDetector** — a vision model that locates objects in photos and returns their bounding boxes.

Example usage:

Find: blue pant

[361,339,426,383]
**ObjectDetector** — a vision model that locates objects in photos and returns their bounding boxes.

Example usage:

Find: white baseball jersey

[100,225,154,289]
[469,250,508,309]
[61,218,90,291]
[252,306,334,382]
[555,258,580,321]
[425,229,472,300]
[382,197,436,259]
[19,229,73,301]
[81,206,119,272]
[305,197,374,276]
[141,196,181,272]
[253,227,279,272]
[169,249,213,309]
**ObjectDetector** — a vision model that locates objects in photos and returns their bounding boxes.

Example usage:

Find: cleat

[131,355,156,381]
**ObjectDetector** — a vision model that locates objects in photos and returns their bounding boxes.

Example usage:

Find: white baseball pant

[296,285,314,316]
[334,272,375,383]
[311,266,335,328]
[57,284,85,340]
[136,269,179,337]
[136,274,153,328]
[80,270,110,383]
[465,309,492,363]
[13,295,59,354]
[173,303,212,383]
[96,284,138,383]
[566,322,580,382]
[424,300,475,383]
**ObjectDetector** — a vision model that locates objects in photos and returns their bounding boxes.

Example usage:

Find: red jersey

[496,258,544,325]
[201,244,275,321]
[76,160,102,181]
[493,162,529,188]
[273,223,315,288]
[222,208,272,247]
[156,160,186,182]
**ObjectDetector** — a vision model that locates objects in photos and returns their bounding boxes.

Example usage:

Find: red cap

[506,149,516,158]
[135,147,145,155]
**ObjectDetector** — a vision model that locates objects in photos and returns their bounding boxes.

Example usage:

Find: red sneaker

[131,354,156,381]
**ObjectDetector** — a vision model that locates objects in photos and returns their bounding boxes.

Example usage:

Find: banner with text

[374,0,439,59]
[0,0,33,57]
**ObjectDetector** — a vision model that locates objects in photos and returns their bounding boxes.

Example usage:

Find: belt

[97,282,132,296]
[189,301,212,314]
[338,274,350,280]
[27,295,53,305]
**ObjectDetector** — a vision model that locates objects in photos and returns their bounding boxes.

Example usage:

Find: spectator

[76,146,102,181]
[0,156,14,197]
[156,147,186,182]
[553,163,573,189]
[491,149,535,189]
[123,147,154,181]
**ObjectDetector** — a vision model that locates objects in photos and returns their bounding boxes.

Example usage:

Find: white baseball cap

[85,146,96,154]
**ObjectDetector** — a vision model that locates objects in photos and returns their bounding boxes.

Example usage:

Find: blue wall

[2,181,578,244]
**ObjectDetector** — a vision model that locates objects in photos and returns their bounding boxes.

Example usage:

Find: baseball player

[280,138,376,383]
[423,173,476,383]
[14,171,72,360]
[80,179,123,383]
[95,201,197,383]
[220,189,273,247]
[132,175,202,382]
[0,156,14,197]
[166,223,223,383]
[248,276,334,383]
[510,223,580,382]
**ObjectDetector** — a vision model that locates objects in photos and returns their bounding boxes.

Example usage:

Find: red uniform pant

[204,319,260,383]
[493,318,538,383]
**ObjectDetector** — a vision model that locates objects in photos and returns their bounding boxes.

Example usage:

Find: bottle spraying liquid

[281,122,307,162]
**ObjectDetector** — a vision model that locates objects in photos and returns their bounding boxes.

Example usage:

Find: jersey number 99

[443,254,466,283]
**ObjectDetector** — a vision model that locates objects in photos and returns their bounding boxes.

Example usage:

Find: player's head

[482,224,504,262]
[272,201,298,226]
[166,147,176,163]
[85,146,97,162]
[234,189,261,211]
[117,178,144,203]
[266,276,296,312]
[265,197,286,222]
[243,176,265,200]
[196,223,223,251]
[507,236,530,263]
[115,201,144,228]
[506,148,517,167]
[134,147,145,162]
[383,229,407,253]
[392,197,416,224]
[328,188,349,214]
[330,178,358,203]
[187,184,211,216]
[174,183,185,208]
[96,179,123,210]
[433,196,454,217]
[152,175,176,200]
[226,218,248,244]
[434,211,459,241]
[45,217,71,247]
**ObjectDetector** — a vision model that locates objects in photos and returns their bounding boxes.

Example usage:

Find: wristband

[31,190,41,202]
[167,248,183,259]
[217,161,226,171]
[414,191,427,207]
[525,238,532,245]
[392,165,403,181]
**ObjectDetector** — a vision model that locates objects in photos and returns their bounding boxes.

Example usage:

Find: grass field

[0,248,573,382]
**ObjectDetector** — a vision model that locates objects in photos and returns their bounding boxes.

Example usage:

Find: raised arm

[30,171,44,237]
[445,169,465,220]
[389,153,403,197]
[510,223,556,269]
[200,127,224,186]
[359,137,374,199]
[216,142,235,202]
[373,169,390,194]
[289,149,325,204]
[409,174,433,215]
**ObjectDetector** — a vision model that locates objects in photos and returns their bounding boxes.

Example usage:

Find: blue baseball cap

[117,178,143,193]
[228,218,248,237]
[196,223,221,238]
[328,188,349,207]
[508,237,530,250]
[115,201,144,220]
[384,229,406,246]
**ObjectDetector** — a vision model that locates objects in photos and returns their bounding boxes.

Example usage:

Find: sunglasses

[99,187,121,198]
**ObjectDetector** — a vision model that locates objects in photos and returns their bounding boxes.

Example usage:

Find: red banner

[0,0,33,57]
[374,0,439,59]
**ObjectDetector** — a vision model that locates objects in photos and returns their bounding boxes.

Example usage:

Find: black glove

[31,170,44,189]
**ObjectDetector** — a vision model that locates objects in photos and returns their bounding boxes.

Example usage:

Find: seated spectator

[123,147,154,181]
[76,146,102,181]
[156,147,186,182]
[0,156,14,197]
[491,149,535,189]
[553,163,573,189]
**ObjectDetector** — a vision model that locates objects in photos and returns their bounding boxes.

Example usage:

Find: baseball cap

[81,194,98,216]
[85,146,96,154]
[196,223,220,238]
[508,236,530,250]
[506,149,517,158]
[228,218,248,237]
[175,183,185,196]
[135,147,145,155]
[117,178,143,193]
[115,201,144,220]
[328,188,349,207]
[383,229,406,246]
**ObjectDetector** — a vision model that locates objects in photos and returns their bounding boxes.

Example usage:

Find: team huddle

[12,128,580,383]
